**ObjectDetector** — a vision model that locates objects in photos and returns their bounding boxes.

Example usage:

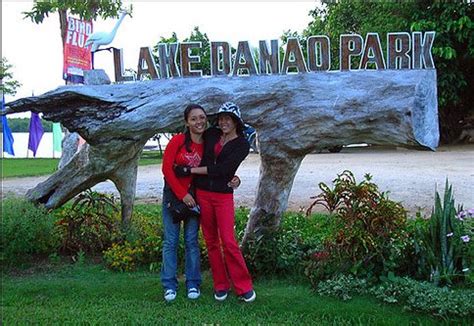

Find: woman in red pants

[175,102,255,302]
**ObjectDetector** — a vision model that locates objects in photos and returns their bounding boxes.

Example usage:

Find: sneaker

[240,290,256,303]
[164,289,177,302]
[187,287,200,300]
[214,290,228,301]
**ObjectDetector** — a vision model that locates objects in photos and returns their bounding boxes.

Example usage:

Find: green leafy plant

[417,181,472,285]
[73,250,86,267]
[316,274,474,318]
[1,57,22,95]
[369,277,474,318]
[242,212,331,278]
[48,253,61,265]
[305,170,408,280]
[1,197,60,266]
[316,274,369,301]
[305,248,340,288]
[54,190,121,254]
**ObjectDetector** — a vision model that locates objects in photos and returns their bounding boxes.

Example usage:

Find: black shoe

[214,290,228,301]
[240,289,256,302]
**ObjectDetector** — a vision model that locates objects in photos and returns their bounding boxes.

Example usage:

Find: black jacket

[194,127,250,193]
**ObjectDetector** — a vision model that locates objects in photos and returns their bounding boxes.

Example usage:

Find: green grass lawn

[3,264,453,325]
[2,151,162,178]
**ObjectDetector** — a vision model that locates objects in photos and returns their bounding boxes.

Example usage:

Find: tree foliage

[153,27,213,76]
[410,1,474,143]
[23,0,124,24]
[184,27,212,76]
[23,0,126,47]
[288,0,473,143]
[1,57,22,96]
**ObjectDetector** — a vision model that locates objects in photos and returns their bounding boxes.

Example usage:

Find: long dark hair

[183,104,206,152]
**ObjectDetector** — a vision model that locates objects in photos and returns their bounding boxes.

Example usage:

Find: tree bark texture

[4,69,439,239]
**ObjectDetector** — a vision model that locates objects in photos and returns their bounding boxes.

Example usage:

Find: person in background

[175,102,256,303]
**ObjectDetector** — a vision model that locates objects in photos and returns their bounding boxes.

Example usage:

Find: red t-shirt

[162,133,203,200]
[214,140,223,157]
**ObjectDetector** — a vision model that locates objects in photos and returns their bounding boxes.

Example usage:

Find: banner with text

[63,16,93,83]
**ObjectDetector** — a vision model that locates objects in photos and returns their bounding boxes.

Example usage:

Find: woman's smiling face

[218,114,236,135]
[186,108,207,135]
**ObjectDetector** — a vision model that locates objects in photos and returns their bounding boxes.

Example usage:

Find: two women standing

[161,102,255,302]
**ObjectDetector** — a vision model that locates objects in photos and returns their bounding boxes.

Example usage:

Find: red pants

[196,189,253,295]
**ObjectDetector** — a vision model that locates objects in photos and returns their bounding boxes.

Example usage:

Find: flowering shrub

[415,181,472,285]
[305,170,409,280]
[123,209,164,265]
[103,241,145,272]
[456,208,473,276]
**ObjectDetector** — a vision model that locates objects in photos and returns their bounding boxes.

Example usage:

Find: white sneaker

[164,289,177,302]
[187,287,200,300]
[240,290,256,303]
[214,290,228,301]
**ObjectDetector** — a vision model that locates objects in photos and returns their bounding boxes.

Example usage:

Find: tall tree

[1,57,22,96]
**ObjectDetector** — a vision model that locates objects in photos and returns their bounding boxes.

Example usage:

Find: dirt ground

[3,145,473,215]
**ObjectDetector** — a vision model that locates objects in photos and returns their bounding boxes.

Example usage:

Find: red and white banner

[63,16,93,83]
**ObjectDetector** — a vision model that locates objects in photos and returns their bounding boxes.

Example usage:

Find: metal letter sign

[112,31,436,82]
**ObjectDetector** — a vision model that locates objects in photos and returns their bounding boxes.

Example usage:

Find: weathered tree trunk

[241,150,304,245]
[242,150,304,243]
[58,129,80,169]
[3,70,439,242]
[58,71,111,169]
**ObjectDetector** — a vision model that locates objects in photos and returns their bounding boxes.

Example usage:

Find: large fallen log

[4,69,439,243]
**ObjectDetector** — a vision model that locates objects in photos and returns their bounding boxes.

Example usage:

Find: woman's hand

[228,175,241,189]
[182,193,196,207]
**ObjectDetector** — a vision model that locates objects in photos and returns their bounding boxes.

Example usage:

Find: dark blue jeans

[161,191,201,291]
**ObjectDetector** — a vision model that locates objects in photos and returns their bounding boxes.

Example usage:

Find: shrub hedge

[1,197,60,266]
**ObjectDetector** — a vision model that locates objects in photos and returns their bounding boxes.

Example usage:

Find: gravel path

[3,145,473,215]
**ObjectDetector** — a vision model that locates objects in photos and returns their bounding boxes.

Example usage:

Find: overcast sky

[2,0,318,117]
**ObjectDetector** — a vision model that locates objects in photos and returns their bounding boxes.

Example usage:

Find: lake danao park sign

[112,31,435,82]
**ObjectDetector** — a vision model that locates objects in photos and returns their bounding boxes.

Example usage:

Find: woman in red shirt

[161,104,206,302]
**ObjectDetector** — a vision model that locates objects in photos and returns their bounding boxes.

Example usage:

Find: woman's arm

[175,166,241,189]
[190,166,208,175]
[162,134,189,200]
[177,140,248,177]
